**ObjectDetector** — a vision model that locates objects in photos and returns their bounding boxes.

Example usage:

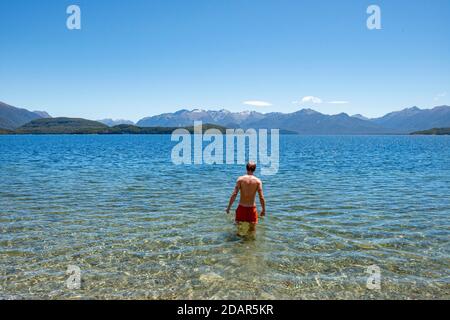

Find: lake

[0,134,449,299]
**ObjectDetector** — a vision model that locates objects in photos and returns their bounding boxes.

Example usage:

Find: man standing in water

[226,162,266,238]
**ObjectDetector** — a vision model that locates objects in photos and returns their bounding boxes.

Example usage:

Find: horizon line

[2,100,450,123]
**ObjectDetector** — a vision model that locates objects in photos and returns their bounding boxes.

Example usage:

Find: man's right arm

[258,181,266,216]
[226,179,240,214]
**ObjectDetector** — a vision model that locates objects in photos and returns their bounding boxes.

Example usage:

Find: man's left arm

[258,180,266,216]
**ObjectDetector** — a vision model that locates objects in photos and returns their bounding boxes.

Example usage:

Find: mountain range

[2,100,450,134]
[0,101,51,130]
[136,106,450,134]
[371,106,450,133]
[97,119,135,127]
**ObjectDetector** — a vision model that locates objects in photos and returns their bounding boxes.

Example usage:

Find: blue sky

[0,0,449,121]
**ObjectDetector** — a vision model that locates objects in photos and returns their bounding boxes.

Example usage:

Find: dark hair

[246,161,257,172]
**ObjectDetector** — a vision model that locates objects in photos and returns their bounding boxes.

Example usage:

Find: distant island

[2,118,230,135]
[0,117,298,135]
[411,128,450,135]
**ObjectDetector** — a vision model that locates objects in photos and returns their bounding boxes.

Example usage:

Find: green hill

[11,118,228,134]
[15,117,110,134]
[104,123,228,134]
[411,127,450,135]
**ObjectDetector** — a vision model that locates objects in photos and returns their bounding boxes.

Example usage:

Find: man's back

[226,162,266,239]
[238,175,262,207]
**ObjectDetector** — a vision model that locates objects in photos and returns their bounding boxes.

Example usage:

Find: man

[226,161,266,238]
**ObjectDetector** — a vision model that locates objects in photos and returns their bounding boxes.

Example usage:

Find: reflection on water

[0,135,449,299]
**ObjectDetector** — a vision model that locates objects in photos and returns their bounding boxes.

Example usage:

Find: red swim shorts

[235,205,258,223]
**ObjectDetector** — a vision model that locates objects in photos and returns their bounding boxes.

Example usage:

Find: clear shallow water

[0,134,449,300]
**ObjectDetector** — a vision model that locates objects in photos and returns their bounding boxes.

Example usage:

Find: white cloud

[294,96,349,105]
[434,92,447,101]
[242,100,272,107]
[328,101,350,104]
[300,96,323,104]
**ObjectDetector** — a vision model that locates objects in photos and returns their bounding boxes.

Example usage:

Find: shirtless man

[226,161,266,238]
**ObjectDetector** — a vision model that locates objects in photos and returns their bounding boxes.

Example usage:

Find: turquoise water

[0,134,449,299]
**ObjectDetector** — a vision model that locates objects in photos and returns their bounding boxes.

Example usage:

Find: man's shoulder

[238,175,262,183]
[247,175,262,184]
[251,175,262,183]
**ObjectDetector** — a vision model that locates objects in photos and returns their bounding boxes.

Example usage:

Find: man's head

[246,161,257,174]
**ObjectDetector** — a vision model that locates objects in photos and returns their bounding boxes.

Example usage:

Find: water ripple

[1,135,449,299]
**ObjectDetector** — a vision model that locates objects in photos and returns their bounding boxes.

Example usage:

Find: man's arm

[226,179,240,214]
[258,180,266,216]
